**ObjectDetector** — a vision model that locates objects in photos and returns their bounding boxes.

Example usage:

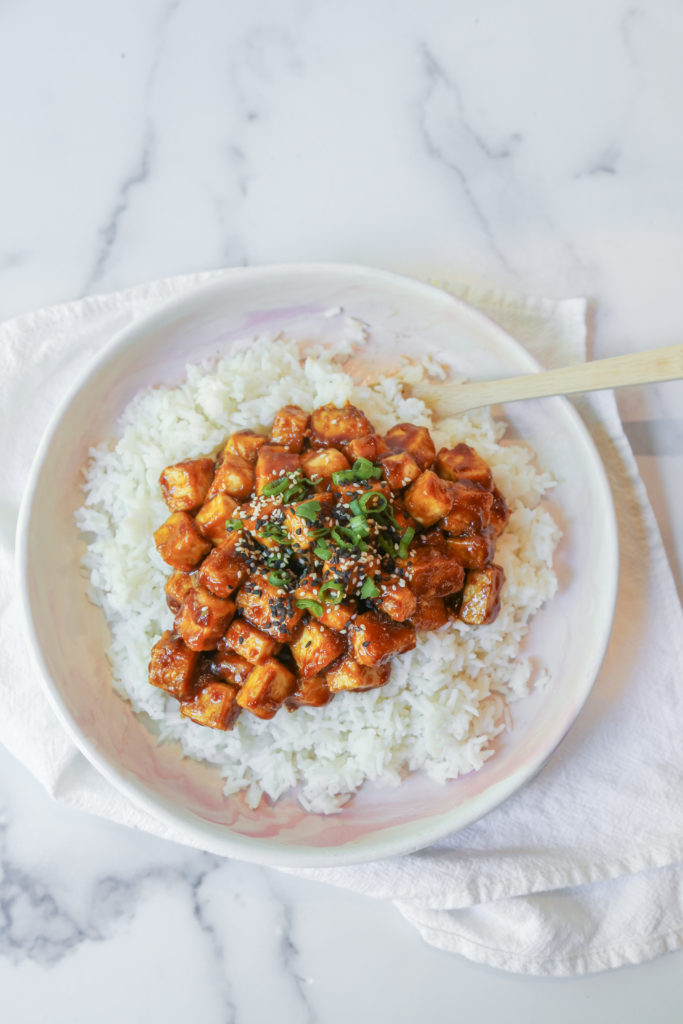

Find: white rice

[75,326,560,813]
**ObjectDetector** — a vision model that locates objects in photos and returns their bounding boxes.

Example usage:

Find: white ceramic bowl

[17,264,618,867]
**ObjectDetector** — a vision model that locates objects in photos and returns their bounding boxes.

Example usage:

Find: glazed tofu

[236,658,298,719]
[442,482,493,535]
[174,586,236,651]
[159,457,215,512]
[154,512,211,571]
[222,619,281,664]
[411,595,448,632]
[287,675,333,709]
[294,578,357,631]
[349,613,416,666]
[195,493,239,545]
[180,677,241,730]
[346,433,389,463]
[224,429,268,465]
[380,451,421,491]
[254,445,301,495]
[444,530,495,571]
[283,492,336,551]
[207,452,254,502]
[164,570,195,613]
[197,532,249,598]
[290,619,345,678]
[435,444,493,490]
[378,576,417,622]
[326,657,390,694]
[270,404,310,453]
[396,542,465,597]
[384,423,436,469]
[310,402,374,449]
[404,470,454,527]
[148,631,200,699]
[236,575,304,641]
[490,487,510,536]
[459,565,505,625]
[209,647,252,686]
[300,447,350,482]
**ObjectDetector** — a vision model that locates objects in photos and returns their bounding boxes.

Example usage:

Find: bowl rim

[15,262,619,866]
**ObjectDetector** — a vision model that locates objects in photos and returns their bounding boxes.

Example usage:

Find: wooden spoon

[407,343,683,417]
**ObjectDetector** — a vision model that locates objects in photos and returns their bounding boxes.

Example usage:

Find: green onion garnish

[358,491,387,514]
[225,518,244,531]
[397,526,415,559]
[282,484,306,503]
[352,458,382,481]
[296,597,323,617]
[318,580,345,604]
[360,577,381,600]
[331,469,355,486]
[377,533,396,556]
[348,514,371,537]
[313,541,332,561]
[262,477,290,496]
[268,570,293,588]
[260,523,291,545]
[348,498,363,517]
[296,499,321,523]
[331,526,354,549]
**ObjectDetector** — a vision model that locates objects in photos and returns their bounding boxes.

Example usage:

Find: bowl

[16,264,618,866]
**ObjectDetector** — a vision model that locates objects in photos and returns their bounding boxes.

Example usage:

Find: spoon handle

[409,343,683,415]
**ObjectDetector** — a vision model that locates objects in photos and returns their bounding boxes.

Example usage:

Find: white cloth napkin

[2,269,682,977]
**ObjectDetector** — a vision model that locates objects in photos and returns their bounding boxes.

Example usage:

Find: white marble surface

[1,0,682,1018]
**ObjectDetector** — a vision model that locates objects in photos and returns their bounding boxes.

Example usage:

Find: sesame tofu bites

[149,404,509,731]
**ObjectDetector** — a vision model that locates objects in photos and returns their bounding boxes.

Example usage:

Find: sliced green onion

[268,570,293,589]
[310,526,331,539]
[313,540,332,561]
[296,499,322,523]
[262,476,290,496]
[296,597,323,617]
[348,498,363,517]
[377,533,396,556]
[360,577,380,600]
[352,457,382,481]
[283,484,306,503]
[331,469,355,486]
[225,518,244,531]
[348,514,371,536]
[318,580,345,604]
[358,491,387,514]
[331,526,354,549]
[260,523,291,545]
[383,504,400,529]
[397,526,415,559]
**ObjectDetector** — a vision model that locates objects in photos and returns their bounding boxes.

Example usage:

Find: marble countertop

[1,0,682,1019]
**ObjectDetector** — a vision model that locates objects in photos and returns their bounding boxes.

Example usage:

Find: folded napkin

[2,269,682,976]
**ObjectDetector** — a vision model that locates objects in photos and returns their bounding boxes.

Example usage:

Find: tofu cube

[300,447,350,482]
[490,486,510,536]
[149,631,200,699]
[270,404,310,453]
[235,575,304,641]
[459,565,505,625]
[411,595,448,632]
[208,452,254,502]
[378,576,417,621]
[442,482,493,535]
[236,658,298,719]
[290,619,345,678]
[174,586,236,651]
[294,579,357,631]
[180,677,241,730]
[197,532,249,598]
[349,613,416,666]
[154,512,211,571]
[159,457,215,512]
[404,470,454,527]
[224,429,268,464]
[396,542,465,597]
[254,445,301,495]
[195,493,239,545]
[310,403,374,449]
[346,434,389,462]
[444,530,495,571]
[209,648,252,686]
[435,443,493,490]
[283,492,336,551]
[287,675,333,709]
[222,619,281,664]
[384,423,436,469]
[164,570,195,613]
[380,451,421,491]
[326,657,390,694]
